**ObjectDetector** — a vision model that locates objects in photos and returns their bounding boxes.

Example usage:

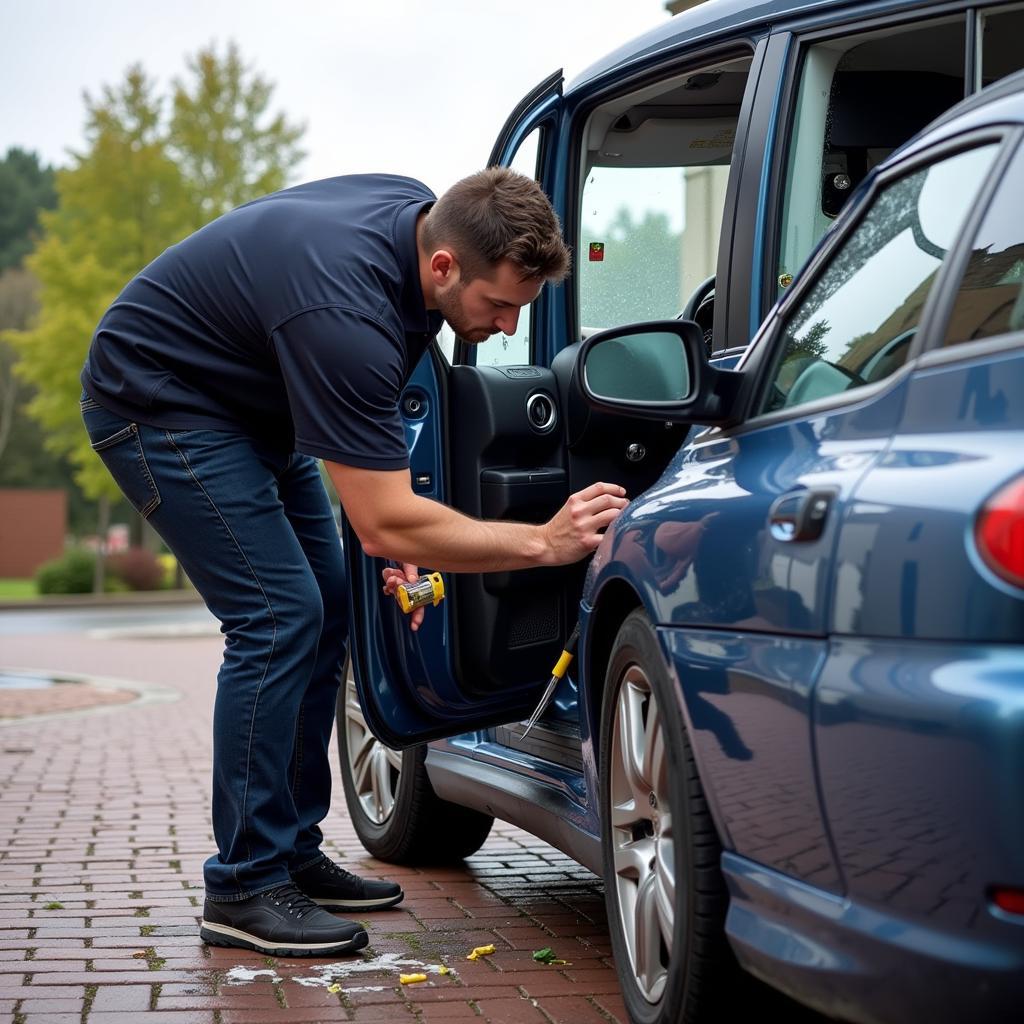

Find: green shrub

[35,549,96,594]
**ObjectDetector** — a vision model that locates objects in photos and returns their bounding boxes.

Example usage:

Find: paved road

[0,603,218,637]
[0,608,630,1024]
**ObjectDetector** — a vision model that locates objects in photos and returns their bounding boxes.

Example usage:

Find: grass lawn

[0,579,37,599]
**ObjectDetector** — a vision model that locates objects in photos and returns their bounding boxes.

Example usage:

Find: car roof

[568,0,849,92]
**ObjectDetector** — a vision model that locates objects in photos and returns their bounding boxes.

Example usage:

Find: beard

[436,281,493,343]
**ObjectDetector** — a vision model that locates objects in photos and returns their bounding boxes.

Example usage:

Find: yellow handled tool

[522,623,580,737]
[395,572,445,614]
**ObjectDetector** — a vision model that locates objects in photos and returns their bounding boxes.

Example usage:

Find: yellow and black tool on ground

[522,623,580,737]
[395,572,445,614]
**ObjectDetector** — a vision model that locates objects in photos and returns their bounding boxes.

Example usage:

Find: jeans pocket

[88,422,162,519]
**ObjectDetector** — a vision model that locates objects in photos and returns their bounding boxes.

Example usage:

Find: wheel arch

[583,577,644,767]
[585,582,735,856]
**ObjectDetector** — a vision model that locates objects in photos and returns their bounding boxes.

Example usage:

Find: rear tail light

[975,475,1024,589]
[989,886,1024,917]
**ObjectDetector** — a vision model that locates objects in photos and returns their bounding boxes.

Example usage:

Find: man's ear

[429,249,458,286]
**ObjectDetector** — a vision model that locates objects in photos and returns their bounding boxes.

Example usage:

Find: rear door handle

[768,488,836,542]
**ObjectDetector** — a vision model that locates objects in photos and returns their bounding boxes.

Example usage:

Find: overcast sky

[2,0,673,195]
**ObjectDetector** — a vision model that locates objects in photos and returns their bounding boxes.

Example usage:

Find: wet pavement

[0,606,627,1023]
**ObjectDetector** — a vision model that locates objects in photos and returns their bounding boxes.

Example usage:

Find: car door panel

[661,627,839,891]
[447,364,570,695]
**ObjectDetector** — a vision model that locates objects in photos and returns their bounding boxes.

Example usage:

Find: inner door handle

[768,488,836,542]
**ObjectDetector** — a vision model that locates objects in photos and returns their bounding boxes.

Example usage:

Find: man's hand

[539,482,629,565]
[381,563,425,631]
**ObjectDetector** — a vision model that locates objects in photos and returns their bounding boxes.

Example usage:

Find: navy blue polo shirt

[82,174,443,469]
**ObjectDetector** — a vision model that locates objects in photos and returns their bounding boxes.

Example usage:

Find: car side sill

[424,747,602,874]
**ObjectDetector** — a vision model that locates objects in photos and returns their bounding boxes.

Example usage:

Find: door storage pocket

[89,423,162,518]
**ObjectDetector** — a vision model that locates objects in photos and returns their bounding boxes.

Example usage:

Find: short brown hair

[422,167,571,283]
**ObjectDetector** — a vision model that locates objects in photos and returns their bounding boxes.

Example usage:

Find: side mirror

[579,319,743,426]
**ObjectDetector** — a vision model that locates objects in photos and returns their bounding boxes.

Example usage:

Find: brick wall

[0,489,67,577]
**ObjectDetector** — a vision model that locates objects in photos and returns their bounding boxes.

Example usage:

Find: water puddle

[0,672,65,690]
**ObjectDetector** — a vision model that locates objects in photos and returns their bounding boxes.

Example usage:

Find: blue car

[338,6,1024,1023]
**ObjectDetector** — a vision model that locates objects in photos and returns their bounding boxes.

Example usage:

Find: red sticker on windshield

[589,242,605,262]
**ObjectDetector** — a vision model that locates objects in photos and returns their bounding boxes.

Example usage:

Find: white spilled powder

[226,953,454,990]
[291,954,453,989]
[224,967,282,985]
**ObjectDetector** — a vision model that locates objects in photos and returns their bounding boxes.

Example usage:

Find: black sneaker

[291,857,404,911]
[200,882,369,957]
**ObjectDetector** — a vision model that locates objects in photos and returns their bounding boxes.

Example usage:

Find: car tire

[336,659,495,864]
[599,609,746,1024]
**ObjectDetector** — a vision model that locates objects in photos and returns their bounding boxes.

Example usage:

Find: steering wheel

[679,274,716,356]
[680,274,716,322]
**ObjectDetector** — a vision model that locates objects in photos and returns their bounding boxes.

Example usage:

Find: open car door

[344,72,570,749]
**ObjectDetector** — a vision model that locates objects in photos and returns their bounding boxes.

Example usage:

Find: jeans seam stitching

[165,430,278,884]
[291,853,325,875]
[90,424,135,452]
[204,878,290,903]
[291,705,304,798]
[131,427,162,518]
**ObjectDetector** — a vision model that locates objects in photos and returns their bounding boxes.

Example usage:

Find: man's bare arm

[325,462,627,573]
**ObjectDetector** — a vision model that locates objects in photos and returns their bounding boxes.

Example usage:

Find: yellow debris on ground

[400,973,428,985]
[466,944,496,961]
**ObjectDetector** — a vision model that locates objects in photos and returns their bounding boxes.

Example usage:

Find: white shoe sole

[312,890,404,910]
[199,920,368,957]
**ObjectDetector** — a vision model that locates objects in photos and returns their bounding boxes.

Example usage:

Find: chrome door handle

[768,488,836,542]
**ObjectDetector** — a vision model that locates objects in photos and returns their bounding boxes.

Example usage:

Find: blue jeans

[81,394,347,899]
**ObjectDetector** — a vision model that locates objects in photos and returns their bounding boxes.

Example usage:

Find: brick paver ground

[0,620,628,1024]
[0,678,136,721]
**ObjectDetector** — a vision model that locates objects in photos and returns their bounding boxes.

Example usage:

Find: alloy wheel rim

[609,663,675,1004]
[344,670,403,824]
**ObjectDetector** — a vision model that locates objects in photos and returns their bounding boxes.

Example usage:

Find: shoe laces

[319,859,360,885]
[267,882,319,919]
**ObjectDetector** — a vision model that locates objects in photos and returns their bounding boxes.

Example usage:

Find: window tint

[762,145,998,415]
[944,143,1024,346]
[577,56,751,338]
[777,18,966,297]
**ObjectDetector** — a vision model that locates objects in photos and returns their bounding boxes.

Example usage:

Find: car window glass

[577,55,752,343]
[944,143,1024,346]
[761,144,998,415]
[777,17,966,299]
[460,128,542,369]
[979,5,1024,88]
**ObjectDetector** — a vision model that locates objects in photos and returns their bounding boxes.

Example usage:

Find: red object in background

[0,489,67,577]
[589,242,605,262]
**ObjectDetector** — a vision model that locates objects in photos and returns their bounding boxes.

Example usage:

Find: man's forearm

[325,461,626,573]
[359,493,550,572]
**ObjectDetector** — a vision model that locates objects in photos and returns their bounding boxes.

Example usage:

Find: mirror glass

[584,330,692,402]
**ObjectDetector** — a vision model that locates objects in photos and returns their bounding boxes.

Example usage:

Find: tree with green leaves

[7,66,190,502]
[170,42,306,231]
[4,44,305,504]
[0,148,57,272]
